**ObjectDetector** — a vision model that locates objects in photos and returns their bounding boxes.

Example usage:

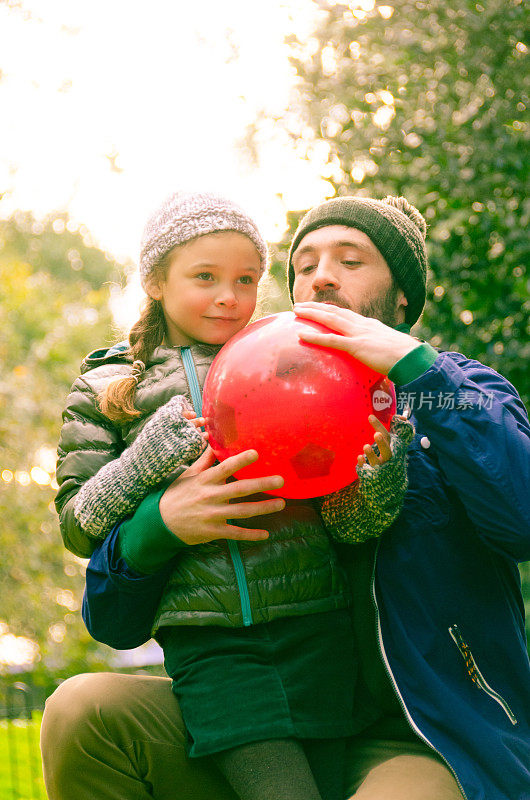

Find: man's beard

[312,283,402,327]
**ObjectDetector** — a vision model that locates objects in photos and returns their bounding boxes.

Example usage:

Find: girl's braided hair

[98,253,170,423]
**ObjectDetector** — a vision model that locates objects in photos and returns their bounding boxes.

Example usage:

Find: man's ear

[397,290,408,309]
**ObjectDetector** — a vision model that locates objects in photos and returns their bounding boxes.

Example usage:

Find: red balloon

[202,311,396,499]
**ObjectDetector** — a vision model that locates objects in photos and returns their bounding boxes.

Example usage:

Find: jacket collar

[80,340,222,374]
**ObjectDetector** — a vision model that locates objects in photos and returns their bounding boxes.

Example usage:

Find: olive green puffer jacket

[56,343,351,628]
[56,342,219,558]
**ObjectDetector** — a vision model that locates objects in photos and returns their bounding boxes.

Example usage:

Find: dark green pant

[40,673,463,800]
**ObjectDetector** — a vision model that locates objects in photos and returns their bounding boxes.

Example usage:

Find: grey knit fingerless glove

[74,395,204,539]
[320,415,415,544]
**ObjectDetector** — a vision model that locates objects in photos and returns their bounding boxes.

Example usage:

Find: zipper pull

[449,624,517,726]
[449,624,479,684]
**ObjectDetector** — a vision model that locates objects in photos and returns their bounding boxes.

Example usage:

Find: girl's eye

[196,272,214,281]
[238,275,255,285]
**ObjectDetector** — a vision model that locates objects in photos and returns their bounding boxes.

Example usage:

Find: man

[42,196,530,800]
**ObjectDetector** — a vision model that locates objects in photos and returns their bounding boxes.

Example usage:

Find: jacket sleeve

[73,398,203,541]
[82,524,172,649]
[55,375,124,558]
[401,352,530,561]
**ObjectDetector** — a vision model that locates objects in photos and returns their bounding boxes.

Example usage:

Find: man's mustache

[311,290,352,310]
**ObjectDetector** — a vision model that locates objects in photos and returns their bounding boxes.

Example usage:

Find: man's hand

[159,447,286,545]
[293,301,419,375]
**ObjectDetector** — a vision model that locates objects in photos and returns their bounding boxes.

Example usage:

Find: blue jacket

[83,351,530,800]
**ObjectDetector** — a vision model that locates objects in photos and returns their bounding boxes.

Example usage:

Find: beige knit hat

[140,191,269,287]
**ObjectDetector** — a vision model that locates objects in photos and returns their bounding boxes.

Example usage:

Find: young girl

[56,191,413,800]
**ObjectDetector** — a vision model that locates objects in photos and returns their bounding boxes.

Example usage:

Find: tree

[260,0,529,407]
[0,211,129,688]
[251,0,530,636]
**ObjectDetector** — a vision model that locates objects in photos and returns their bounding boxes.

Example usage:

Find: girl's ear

[144,275,163,301]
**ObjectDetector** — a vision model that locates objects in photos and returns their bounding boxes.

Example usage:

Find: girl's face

[147,231,261,347]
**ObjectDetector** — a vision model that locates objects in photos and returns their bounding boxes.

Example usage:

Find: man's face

[291,225,407,326]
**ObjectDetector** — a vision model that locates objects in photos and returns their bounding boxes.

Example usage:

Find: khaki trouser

[40,673,463,800]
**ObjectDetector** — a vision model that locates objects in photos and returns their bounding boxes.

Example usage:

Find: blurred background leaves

[1,0,529,689]
[0,212,125,689]
[262,0,529,407]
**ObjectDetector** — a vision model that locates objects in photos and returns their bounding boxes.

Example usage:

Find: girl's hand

[181,409,204,428]
[73,395,205,538]
[321,415,414,543]
[357,415,405,469]
[182,410,209,442]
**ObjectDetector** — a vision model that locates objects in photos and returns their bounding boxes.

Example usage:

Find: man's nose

[311,258,340,292]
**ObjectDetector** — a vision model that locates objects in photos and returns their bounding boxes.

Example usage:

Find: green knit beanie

[288,195,428,325]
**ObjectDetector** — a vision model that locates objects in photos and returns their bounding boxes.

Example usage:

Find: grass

[0,712,46,800]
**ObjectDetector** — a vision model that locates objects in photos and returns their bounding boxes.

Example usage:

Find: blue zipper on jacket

[181,346,253,627]
[371,540,468,800]
[227,541,253,626]
[181,347,204,415]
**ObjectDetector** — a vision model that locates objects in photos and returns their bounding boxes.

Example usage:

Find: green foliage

[270,0,529,407]
[0,212,126,682]
[260,0,530,642]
